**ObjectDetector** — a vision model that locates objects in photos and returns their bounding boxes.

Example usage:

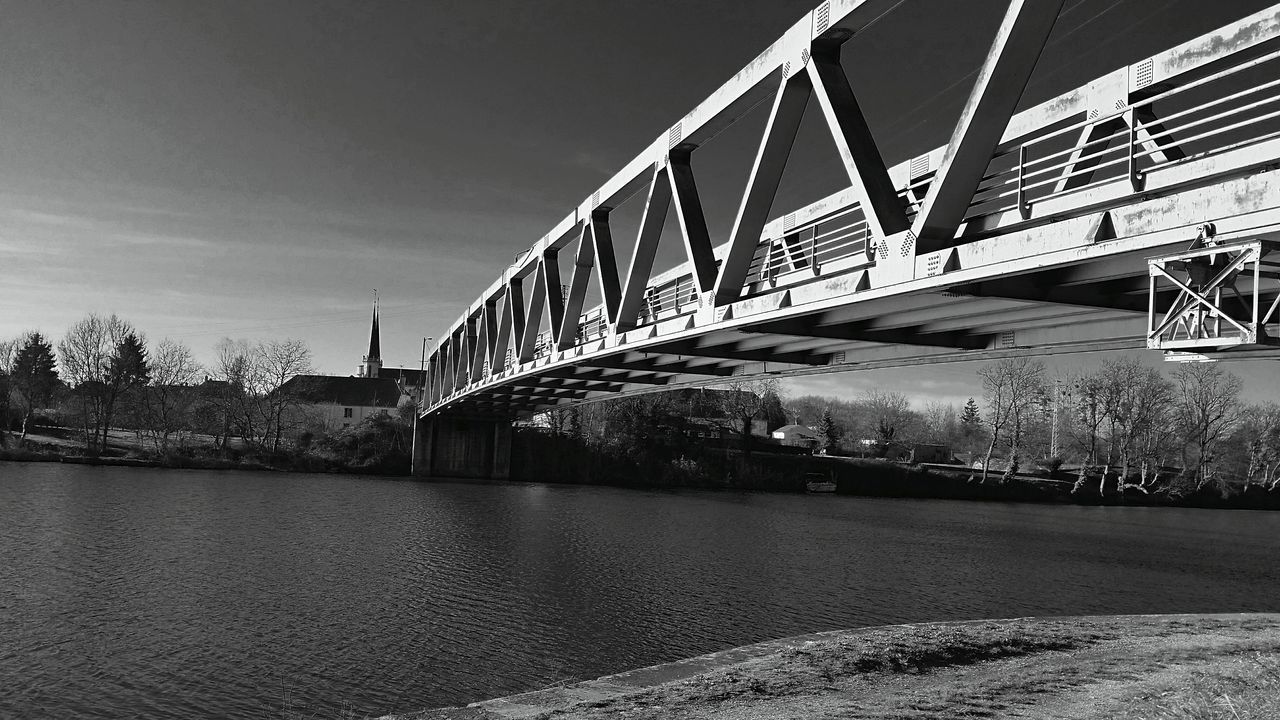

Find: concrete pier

[412,414,511,479]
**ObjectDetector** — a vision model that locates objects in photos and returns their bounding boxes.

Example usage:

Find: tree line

[536,354,1274,497]
[0,313,321,457]
[787,356,1273,495]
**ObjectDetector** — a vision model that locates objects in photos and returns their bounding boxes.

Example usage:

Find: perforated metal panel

[1135,58,1154,89]
[815,2,830,34]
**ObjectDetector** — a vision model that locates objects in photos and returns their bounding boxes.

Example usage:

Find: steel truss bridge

[421,0,1280,421]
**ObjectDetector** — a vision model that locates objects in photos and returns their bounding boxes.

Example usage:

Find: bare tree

[1065,369,1107,492]
[212,338,253,450]
[1234,403,1280,491]
[1101,358,1175,493]
[977,357,1047,482]
[1172,362,1242,489]
[714,377,780,456]
[1132,393,1180,492]
[256,339,316,453]
[211,337,315,453]
[921,401,959,446]
[57,314,144,454]
[862,389,917,443]
[139,338,204,453]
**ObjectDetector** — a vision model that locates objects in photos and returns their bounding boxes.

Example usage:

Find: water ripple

[3,463,1280,719]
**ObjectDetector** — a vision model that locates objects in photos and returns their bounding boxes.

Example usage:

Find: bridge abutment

[412,413,511,479]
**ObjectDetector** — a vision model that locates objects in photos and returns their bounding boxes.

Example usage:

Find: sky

[2,0,1277,407]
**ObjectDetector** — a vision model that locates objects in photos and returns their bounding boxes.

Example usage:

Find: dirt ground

[392,614,1280,720]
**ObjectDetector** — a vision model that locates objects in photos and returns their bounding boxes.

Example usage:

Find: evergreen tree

[110,332,150,387]
[12,332,59,438]
[101,331,150,450]
[816,408,842,454]
[960,397,982,435]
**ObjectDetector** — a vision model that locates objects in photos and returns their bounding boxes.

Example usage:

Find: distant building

[772,424,820,448]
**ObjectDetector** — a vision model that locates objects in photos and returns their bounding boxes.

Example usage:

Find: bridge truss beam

[422,2,1280,418]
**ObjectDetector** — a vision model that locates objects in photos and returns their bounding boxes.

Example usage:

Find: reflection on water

[2,462,1279,719]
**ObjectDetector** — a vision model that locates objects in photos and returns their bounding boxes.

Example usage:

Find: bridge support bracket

[1147,238,1280,354]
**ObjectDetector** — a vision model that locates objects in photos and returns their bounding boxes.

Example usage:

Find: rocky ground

[389,614,1280,720]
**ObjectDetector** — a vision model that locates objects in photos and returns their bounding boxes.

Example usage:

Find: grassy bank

[394,614,1280,720]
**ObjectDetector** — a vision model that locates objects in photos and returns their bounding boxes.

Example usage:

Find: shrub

[1036,455,1065,475]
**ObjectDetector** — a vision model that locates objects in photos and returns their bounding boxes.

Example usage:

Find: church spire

[360,290,383,378]
[368,290,381,362]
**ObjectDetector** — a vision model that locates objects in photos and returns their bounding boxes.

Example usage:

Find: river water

[2,463,1279,719]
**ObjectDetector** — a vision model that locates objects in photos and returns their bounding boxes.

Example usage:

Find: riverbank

[511,430,1280,509]
[0,425,409,475]
[0,446,354,473]
[8,425,1278,509]
[392,613,1280,720]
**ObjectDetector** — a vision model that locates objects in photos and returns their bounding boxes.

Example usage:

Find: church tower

[359,291,382,378]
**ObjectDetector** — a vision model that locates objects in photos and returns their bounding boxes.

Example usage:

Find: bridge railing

[963,46,1280,233]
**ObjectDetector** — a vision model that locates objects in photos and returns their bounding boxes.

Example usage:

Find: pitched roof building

[277,374,403,430]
